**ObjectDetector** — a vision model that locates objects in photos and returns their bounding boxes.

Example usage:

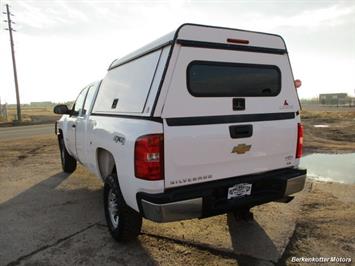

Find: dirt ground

[0,110,354,265]
[279,181,355,265]
[302,109,355,153]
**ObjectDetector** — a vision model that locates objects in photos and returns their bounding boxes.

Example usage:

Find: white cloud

[0,0,354,103]
[272,5,354,29]
[230,4,355,32]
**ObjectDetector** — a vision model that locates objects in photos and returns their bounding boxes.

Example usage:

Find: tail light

[135,134,164,180]
[296,123,304,158]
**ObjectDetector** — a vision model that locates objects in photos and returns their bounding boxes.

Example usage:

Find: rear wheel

[59,137,77,173]
[104,174,142,242]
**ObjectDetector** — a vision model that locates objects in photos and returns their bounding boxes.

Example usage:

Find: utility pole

[4,4,21,121]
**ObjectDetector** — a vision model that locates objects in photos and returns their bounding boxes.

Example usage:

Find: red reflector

[294,79,302,89]
[227,38,249,44]
[296,123,304,158]
[135,134,164,180]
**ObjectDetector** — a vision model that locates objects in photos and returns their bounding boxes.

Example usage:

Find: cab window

[82,84,97,116]
[72,87,88,116]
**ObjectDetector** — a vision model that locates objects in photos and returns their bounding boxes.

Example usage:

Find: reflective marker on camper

[294,79,302,89]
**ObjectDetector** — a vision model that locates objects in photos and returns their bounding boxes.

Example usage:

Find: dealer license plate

[227,183,252,199]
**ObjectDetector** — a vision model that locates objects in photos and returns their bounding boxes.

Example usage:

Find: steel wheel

[103,174,142,241]
[108,188,119,228]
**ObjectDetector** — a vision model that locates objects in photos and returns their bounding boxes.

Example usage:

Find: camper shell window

[187,61,281,97]
[93,50,161,113]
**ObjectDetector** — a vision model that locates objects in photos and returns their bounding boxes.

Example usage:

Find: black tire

[59,137,77,173]
[104,174,142,242]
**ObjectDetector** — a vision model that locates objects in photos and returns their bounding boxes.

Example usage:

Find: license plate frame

[227,183,252,199]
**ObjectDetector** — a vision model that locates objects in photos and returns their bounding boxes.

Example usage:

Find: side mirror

[53,104,71,115]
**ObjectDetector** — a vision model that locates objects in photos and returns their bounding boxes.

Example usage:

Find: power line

[3,4,21,122]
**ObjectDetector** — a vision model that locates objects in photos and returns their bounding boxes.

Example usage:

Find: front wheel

[59,137,77,173]
[104,174,142,242]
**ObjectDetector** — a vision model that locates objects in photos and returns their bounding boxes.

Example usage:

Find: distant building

[319,93,348,105]
[29,101,54,107]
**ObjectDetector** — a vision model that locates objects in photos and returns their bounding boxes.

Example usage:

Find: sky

[0,0,354,104]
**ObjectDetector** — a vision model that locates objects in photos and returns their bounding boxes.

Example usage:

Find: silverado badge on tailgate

[231,144,251,154]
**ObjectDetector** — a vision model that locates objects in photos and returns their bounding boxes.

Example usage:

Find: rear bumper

[137,167,306,223]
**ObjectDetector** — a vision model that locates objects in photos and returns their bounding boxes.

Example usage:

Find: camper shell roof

[109,23,287,70]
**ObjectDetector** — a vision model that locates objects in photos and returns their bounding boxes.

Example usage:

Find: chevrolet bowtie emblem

[231,144,251,154]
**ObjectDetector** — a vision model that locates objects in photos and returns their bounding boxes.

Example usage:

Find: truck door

[75,83,99,165]
[65,87,88,159]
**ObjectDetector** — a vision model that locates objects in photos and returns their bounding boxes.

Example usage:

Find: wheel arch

[96,148,116,181]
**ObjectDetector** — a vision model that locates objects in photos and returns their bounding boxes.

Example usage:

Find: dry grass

[2,106,60,124]
[301,110,355,121]
[7,106,54,116]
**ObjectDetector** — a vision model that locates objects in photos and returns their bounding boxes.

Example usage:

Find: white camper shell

[55,24,306,242]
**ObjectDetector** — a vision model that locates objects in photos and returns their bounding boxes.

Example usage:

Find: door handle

[229,125,253,139]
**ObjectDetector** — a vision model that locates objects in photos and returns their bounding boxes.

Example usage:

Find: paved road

[0,124,54,140]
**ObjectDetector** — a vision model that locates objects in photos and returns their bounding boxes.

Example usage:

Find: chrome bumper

[284,174,306,196]
[141,198,202,222]
[140,171,306,223]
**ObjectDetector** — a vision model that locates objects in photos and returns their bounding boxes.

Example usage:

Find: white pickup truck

[54,23,306,242]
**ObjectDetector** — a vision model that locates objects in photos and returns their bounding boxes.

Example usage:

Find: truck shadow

[142,212,281,265]
[0,171,282,265]
[227,212,279,264]
[0,172,155,265]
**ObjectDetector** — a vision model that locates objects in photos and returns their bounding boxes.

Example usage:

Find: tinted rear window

[187,61,281,97]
